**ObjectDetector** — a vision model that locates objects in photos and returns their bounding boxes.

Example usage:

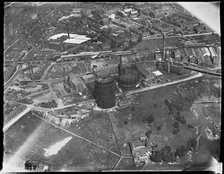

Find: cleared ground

[4,76,221,171]
[110,75,221,169]
[4,111,120,171]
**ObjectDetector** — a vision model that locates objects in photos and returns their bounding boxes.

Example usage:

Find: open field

[4,111,120,171]
[110,75,221,168]
[3,75,221,171]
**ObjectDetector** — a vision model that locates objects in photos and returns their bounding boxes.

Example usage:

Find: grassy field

[4,111,120,171]
[110,76,221,166]
[4,76,221,170]
[43,110,121,155]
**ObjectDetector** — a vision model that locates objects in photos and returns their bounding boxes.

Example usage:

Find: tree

[117,11,125,18]
[174,115,186,124]
[147,114,154,124]
[157,125,162,130]
[149,11,155,18]
[173,121,179,129]
[172,129,179,135]
[175,145,187,157]
[186,138,197,151]
[145,129,152,138]
[150,151,163,162]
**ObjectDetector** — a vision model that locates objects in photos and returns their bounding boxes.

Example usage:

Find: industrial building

[64,73,86,94]
[194,47,205,65]
[94,76,116,109]
[201,47,213,65]
[130,138,152,167]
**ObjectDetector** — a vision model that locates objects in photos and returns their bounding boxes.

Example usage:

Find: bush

[186,138,197,151]
[150,151,163,162]
[147,115,154,124]
[175,145,188,157]
[174,115,186,124]
[172,129,179,135]
[173,121,179,129]
[151,146,176,163]
[188,124,194,129]
[145,129,152,138]
[157,125,162,131]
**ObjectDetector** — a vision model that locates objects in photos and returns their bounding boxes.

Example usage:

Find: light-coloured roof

[48,33,78,40]
[124,8,132,13]
[131,10,138,14]
[63,36,91,44]
[209,47,218,57]
[152,70,163,76]
[201,47,210,56]
[109,14,115,19]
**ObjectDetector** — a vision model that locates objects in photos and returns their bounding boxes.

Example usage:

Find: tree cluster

[150,145,176,162]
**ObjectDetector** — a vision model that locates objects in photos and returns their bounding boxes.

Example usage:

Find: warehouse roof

[48,33,91,44]
[63,37,91,44]
[48,33,78,40]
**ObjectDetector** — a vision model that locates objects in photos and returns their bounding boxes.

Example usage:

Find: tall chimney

[166,51,170,73]
[163,35,165,61]
[119,55,122,76]
[66,23,70,38]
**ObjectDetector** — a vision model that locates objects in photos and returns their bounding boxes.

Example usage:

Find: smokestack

[163,35,165,61]
[66,23,70,38]
[119,55,122,76]
[63,66,66,79]
[166,51,170,73]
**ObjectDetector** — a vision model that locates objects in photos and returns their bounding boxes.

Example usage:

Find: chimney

[166,51,170,73]
[66,23,70,38]
[163,35,165,61]
[119,55,122,76]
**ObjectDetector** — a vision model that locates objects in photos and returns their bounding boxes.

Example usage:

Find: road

[127,72,203,95]
[143,32,216,40]
[4,39,19,53]
[4,2,14,9]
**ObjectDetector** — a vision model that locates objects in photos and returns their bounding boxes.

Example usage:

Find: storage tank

[118,73,139,90]
[94,76,116,109]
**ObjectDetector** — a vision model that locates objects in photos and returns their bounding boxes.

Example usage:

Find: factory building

[215,46,221,57]
[200,47,213,65]
[64,73,86,94]
[94,76,116,109]
[194,48,205,65]
[130,138,152,167]
[183,47,194,60]
[208,47,219,65]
